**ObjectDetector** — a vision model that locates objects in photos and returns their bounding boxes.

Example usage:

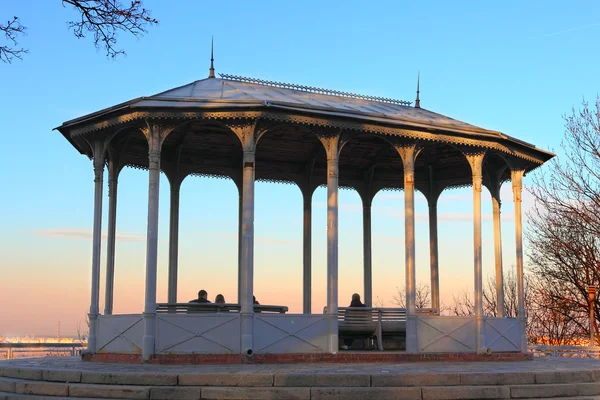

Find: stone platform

[1,356,600,399]
[85,351,531,364]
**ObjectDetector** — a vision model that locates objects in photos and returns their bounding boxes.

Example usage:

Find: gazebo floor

[83,351,531,365]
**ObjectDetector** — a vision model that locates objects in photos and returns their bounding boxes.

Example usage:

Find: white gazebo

[56,60,553,361]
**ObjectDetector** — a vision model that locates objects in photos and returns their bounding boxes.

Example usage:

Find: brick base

[83,352,532,365]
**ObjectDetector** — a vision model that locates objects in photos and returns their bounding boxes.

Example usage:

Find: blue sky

[0,0,599,336]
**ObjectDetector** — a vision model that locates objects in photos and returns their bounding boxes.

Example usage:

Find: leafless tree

[0,16,27,63]
[1,0,157,63]
[393,282,432,309]
[527,97,600,344]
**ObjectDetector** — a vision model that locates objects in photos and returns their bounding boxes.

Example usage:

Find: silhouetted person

[342,293,366,350]
[253,295,260,305]
[189,289,211,304]
[215,294,226,304]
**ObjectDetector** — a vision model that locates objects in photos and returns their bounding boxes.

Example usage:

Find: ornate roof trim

[219,73,412,107]
[63,109,553,165]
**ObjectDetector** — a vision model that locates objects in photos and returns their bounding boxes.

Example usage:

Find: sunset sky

[1,0,599,337]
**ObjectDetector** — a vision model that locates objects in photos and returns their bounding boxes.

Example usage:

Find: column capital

[142,121,175,151]
[465,152,485,177]
[395,144,418,172]
[511,169,525,203]
[511,169,525,188]
[319,135,340,161]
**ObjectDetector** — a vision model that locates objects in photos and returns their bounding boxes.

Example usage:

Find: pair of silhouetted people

[189,290,258,305]
[342,293,366,350]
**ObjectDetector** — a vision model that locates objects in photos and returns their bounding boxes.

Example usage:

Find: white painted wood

[492,196,505,317]
[240,149,255,355]
[104,162,118,315]
[142,129,162,361]
[326,145,339,353]
[89,141,105,354]
[97,315,144,354]
[156,314,241,354]
[238,190,242,303]
[512,169,527,352]
[167,180,180,304]
[484,317,520,352]
[363,200,372,308]
[303,190,312,314]
[399,146,417,353]
[254,314,328,353]
[428,203,440,312]
[418,316,477,353]
[467,154,485,353]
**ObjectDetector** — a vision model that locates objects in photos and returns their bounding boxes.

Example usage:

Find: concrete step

[0,393,125,400]
[3,367,600,399]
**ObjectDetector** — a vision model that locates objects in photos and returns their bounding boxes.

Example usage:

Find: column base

[240,312,254,356]
[142,312,156,361]
[328,313,338,354]
[405,315,418,353]
[520,316,527,353]
[87,313,99,354]
[476,315,487,353]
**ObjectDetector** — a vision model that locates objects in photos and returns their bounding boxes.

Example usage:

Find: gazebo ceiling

[56,73,554,196]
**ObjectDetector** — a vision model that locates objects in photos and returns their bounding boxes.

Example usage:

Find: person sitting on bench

[215,294,226,304]
[189,289,211,303]
[342,293,366,350]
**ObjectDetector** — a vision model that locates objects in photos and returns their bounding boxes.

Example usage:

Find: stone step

[0,393,125,400]
[3,370,600,399]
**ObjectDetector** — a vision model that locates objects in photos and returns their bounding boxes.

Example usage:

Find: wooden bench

[325,307,438,350]
[156,303,288,314]
[338,307,384,350]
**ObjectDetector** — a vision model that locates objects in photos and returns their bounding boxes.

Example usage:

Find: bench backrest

[156,303,288,314]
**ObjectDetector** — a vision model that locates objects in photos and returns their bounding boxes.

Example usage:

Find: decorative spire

[208,36,215,78]
[415,72,421,108]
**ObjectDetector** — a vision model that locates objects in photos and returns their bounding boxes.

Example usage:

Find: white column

[326,149,339,353]
[238,188,242,303]
[88,144,104,353]
[167,178,181,304]
[104,161,118,315]
[240,150,255,355]
[492,195,505,317]
[511,169,527,352]
[142,128,162,361]
[468,153,486,353]
[363,197,373,307]
[428,200,440,312]
[303,189,312,314]
[399,145,418,353]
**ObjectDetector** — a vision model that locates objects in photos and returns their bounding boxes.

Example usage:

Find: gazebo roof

[57,72,554,194]
[141,75,499,137]
[62,74,511,140]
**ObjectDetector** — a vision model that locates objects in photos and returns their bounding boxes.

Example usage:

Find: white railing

[0,343,84,360]
[529,345,600,358]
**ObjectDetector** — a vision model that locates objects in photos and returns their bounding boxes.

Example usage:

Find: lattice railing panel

[484,317,520,352]
[156,314,241,354]
[97,315,144,354]
[254,314,328,354]
[417,316,476,353]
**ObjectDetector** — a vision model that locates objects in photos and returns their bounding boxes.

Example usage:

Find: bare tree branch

[526,97,600,345]
[0,16,27,63]
[1,1,157,63]
[63,0,158,58]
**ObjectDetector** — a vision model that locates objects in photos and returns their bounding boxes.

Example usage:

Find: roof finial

[415,71,421,108]
[208,36,215,78]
